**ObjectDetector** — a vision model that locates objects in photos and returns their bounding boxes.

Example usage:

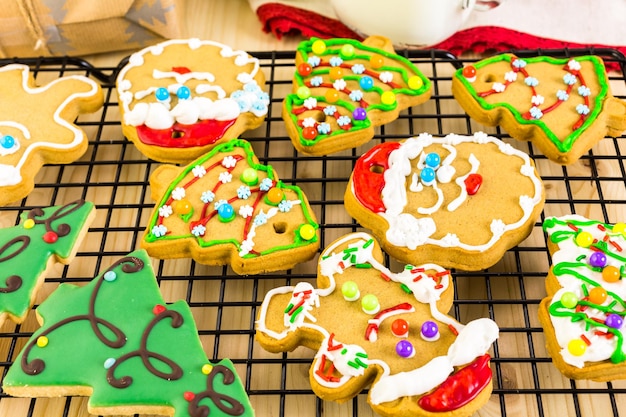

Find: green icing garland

[3,249,253,417]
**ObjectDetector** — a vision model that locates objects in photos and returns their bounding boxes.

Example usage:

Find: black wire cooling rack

[1,47,626,417]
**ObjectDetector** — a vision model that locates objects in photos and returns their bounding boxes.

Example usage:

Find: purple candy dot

[606,313,624,329]
[353,107,367,121]
[421,321,439,339]
[395,340,414,358]
[589,252,608,268]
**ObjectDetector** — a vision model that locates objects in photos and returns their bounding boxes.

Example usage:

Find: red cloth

[256,3,625,71]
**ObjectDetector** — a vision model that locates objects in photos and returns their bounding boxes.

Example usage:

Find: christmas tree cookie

[452,54,626,164]
[283,36,431,155]
[0,199,95,327]
[0,64,103,205]
[142,139,319,274]
[539,215,626,381]
[256,232,499,417]
[3,249,254,417]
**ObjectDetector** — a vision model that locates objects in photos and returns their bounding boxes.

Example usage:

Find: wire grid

[0,48,625,417]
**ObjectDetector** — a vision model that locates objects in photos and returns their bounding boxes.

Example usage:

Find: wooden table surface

[2,1,626,417]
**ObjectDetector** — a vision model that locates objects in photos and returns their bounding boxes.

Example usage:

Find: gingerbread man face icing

[452,54,626,165]
[344,132,545,271]
[116,39,269,164]
[0,64,103,206]
[256,233,499,417]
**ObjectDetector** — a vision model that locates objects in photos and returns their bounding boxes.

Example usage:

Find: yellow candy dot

[23,218,35,229]
[381,91,396,106]
[613,222,626,235]
[567,338,587,356]
[588,286,608,305]
[575,231,594,248]
[602,265,621,283]
[311,39,326,55]
[201,363,213,375]
[266,187,284,204]
[36,336,49,348]
[299,224,316,241]
[408,76,423,90]
[174,199,193,215]
[370,54,384,69]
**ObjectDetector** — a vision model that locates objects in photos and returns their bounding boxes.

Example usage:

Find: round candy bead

[202,363,214,375]
[391,319,409,338]
[560,291,578,309]
[299,224,316,241]
[381,91,396,106]
[23,218,35,229]
[605,313,624,329]
[240,168,258,186]
[408,76,423,90]
[36,336,49,348]
[370,54,384,69]
[395,340,414,358]
[421,321,439,340]
[1,134,15,149]
[104,357,116,369]
[103,271,117,282]
[588,286,608,305]
[602,265,621,283]
[183,391,195,402]
[302,126,318,140]
[174,199,192,215]
[176,85,191,100]
[353,107,367,121]
[420,167,436,185]
[217,203,235,222]
[155,87,170,102]
[341,281,360,301]
[297,86,311,99]
[340,44,355,58]
[462,65,477,80]
[43,231,58,244]
[297,62,313,76]
[153,304,167,315]
[359,76,374,91]
[311,39,326,55]
[361,294,380,314]
[567,338,587,356]
[266,187,284,204]
[589,251,607,268]
[325,89,340,103]
[575,231,594,248]
[329,67,344,81]
[424,152,440,168]
[613,222,626,236]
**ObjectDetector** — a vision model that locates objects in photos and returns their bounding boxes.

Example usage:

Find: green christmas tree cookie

[3,249,254,417]
[0,199,95,327]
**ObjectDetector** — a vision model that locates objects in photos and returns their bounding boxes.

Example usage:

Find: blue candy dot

[103,271,117,282]
[1,135,15,149]
[155,87,169,102]
[217,203,235,221]
[420,167,436,184]
[359,76,374,91]
[425,152,440,168]
[176,85,191,100]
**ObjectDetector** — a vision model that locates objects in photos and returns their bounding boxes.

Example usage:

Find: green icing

[287,37,431,147]
[2,250,253,417]
[0,200,94,323]
[144,139,319,258]
[454,54,609,153]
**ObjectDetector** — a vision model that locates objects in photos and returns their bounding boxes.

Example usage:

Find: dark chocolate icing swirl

[28,199,86,238]
[188,365,245,417]
[0,236,29,293]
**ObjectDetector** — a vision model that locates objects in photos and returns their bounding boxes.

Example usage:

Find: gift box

[0,0,182,57]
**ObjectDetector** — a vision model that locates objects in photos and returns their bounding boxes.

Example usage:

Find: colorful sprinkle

[341,281,360,301]
[361,294,380,315]
[391,319,409,338]
[395,340,415,358]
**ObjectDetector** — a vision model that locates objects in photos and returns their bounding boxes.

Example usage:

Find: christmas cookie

[451,54,626,165]
[3,249,254,417]
[142,139,319,274]
[256,232,499,417]
[344,132,545,271]
[116,38,269,164]
[0,199,95,327]
[283,36,431,155]
[538,215,626,381]
[0,64,103,206]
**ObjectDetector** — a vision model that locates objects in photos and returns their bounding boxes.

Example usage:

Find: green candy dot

[240,168,258,186]
[340,44,355,58]
[342,281,359,300]
[297,86,311,100]
[361,294,379,313]
[560,291,578,309]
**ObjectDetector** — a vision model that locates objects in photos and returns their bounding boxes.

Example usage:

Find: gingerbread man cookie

[256,232,499,417]
[0,64,103,206]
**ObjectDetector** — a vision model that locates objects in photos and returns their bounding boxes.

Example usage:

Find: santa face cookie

[0,64,103,206]
[142,139,319,274]
[116,38,269,164]
[452,54,626,165]
[0,200,95,327]
[256,232,499,417]
[3,249,253,417]
[283,36,431,155]
[344,132,545,271]
[539,215,626,381]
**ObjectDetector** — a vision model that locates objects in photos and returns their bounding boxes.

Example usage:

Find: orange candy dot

[173,199,192,215]
[370,54,384,69]
[602,265,621,283]
[588,286,608,305]
[329,67,344,80]
[325,89,340,103]
[267,187,284,204]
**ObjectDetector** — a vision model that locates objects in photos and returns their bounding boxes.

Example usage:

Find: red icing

[172,66,192,74]
[136,119,237,149]
[464,173,483,195]
[418,354,492,412]
[352,141,402,213]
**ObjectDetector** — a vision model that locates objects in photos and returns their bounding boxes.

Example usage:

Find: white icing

[447,153,480,212]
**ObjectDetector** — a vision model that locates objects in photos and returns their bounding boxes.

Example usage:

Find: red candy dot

[464,173,483,195]
[302,126,318,140]
[298,63,312,76]
[43,231,58,243]
[462,65,477,79]
[183,391,195,401]
[152,304,167,315]
[391,319,409,338]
